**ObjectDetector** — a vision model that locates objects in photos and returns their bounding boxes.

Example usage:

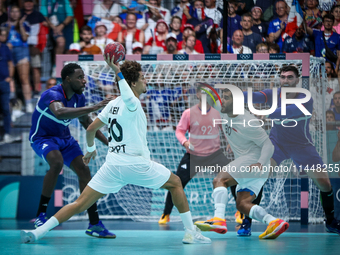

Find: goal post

[56,53,326,223]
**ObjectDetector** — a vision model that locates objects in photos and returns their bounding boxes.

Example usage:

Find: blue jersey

[245,88,314,145]
[282,34,314,53]
[313,30,340,60]
[29,85,85,142]
[268,18,284,51]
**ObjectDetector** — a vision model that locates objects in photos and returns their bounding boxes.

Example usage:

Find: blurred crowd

[2,0,340,142]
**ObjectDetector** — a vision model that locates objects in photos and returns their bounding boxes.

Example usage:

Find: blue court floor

[0,220,338,255]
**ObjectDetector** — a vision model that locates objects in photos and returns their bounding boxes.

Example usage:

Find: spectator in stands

[45,78,57,90]
[331,5,340,34]
[255,0,275,22]
[240,13,262,53]
[92,0,122,21]
[326,110,336,130]
[326,61,340,95]
[282,24,315,55]
[268,42,280,53]
[220,0,241,46]
[227,29,252,54]
[132,41,143,54]
[4,5,34,113]
[40,0,74,54]
[0,27,18,143]
[169,16,183,41]
[251,6,268,40]
[117,12,144,55]
[171,0,190,18]
[161,33,178,54]
[90,21,114,53]
[120,0,145,21]
[268,0,288,51]
[201,25,220,53]
[22,0,48,97]
[331,91,340,120]
[305,0,323,29]
[204,0,222,26]
[137,0,171,42]
[179,34,199,54]
[67,43,81,54]
[76,25,102,55]
[306,14,340,66]
[144,19,168,54]
[235,0,255,16]
[256,42,268,53]
[0,0,7,26]
[178,24,204,53]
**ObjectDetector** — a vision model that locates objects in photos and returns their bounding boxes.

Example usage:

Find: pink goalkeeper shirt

[176,104,222,157]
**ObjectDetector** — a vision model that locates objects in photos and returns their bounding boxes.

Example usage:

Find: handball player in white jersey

[21,55,211,245]
[195,88,289,239]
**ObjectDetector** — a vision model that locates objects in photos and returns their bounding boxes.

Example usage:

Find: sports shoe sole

[21,230,36,243]
[260,221,289,239]
[195,223,227,234]
[325,227,340,235]
[85,232,116,239]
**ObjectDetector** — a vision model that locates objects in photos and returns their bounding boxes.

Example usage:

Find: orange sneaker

[234,211,244,225]
[259,219,289,239]
[158,214,170,225]
[194,217,227,234]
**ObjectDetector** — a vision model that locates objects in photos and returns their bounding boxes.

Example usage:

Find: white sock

[213,187,228,219]
[249,205,277,225]
[180,211,195,231]
[34,216,59,239]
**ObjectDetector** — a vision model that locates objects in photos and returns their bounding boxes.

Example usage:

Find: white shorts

[227,155,270,197]
[88,160,171,194]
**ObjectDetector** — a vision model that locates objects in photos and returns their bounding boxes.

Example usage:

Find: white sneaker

[21,230,37,243]
[26,103,34,113]
[182,226,211,244]
[3,134,21,143]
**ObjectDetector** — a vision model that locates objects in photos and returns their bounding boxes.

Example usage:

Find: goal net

[61,54,326,223]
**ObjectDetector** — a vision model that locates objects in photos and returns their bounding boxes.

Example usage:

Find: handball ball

[104,42,125,64]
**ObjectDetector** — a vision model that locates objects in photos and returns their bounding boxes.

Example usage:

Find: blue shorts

[11,46,30,65]
[31,136,83,168]
[270,137,324,169]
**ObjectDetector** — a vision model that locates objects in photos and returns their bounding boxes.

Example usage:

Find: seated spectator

[90,21,114,53]
[40,0,74,54]
[240,13,262,53]
[183,0,214,43]
[234,0,254,16]
[137,0,171,42]
[204,0,222,26]
[0,0,7,26]
[171,0,190,18]
[117,12,144,54]
[227,29,252,54]
[268,0,288,52]
[306,14,340,64]
[120,0,145,20]
[45,78,57,90]
[77,25,102,55]
[326,110,337,130]
[4,5,34,113]
[92,0,122,21]
[177,24,204,53]
[220,0,241,45]
[256,42,268,53]
[282,24,315,54]
[255,0,274,22]
[132,41,143,54]
[268,42,280,53]
[22,0,48,97]
[162,33,179,54]
[179,34,199,54]
[325,61,339,109]
[305,0,323,29]
[144,19,168,54]
[322,5,340,34]
[330,91,340,120]
[251,6,268,40]
[67,43,81,54]
[170,16,183,41]
[201,25,220,53]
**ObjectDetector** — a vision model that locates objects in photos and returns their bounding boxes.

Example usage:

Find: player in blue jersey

[29,63,115,238]
[245,65,340,234]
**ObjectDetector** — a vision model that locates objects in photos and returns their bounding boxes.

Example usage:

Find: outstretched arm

[104,54,139,111]
[79,115,108,146]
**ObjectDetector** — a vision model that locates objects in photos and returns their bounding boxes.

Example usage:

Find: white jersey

[220,110,269,161]
[98,96,150,165]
